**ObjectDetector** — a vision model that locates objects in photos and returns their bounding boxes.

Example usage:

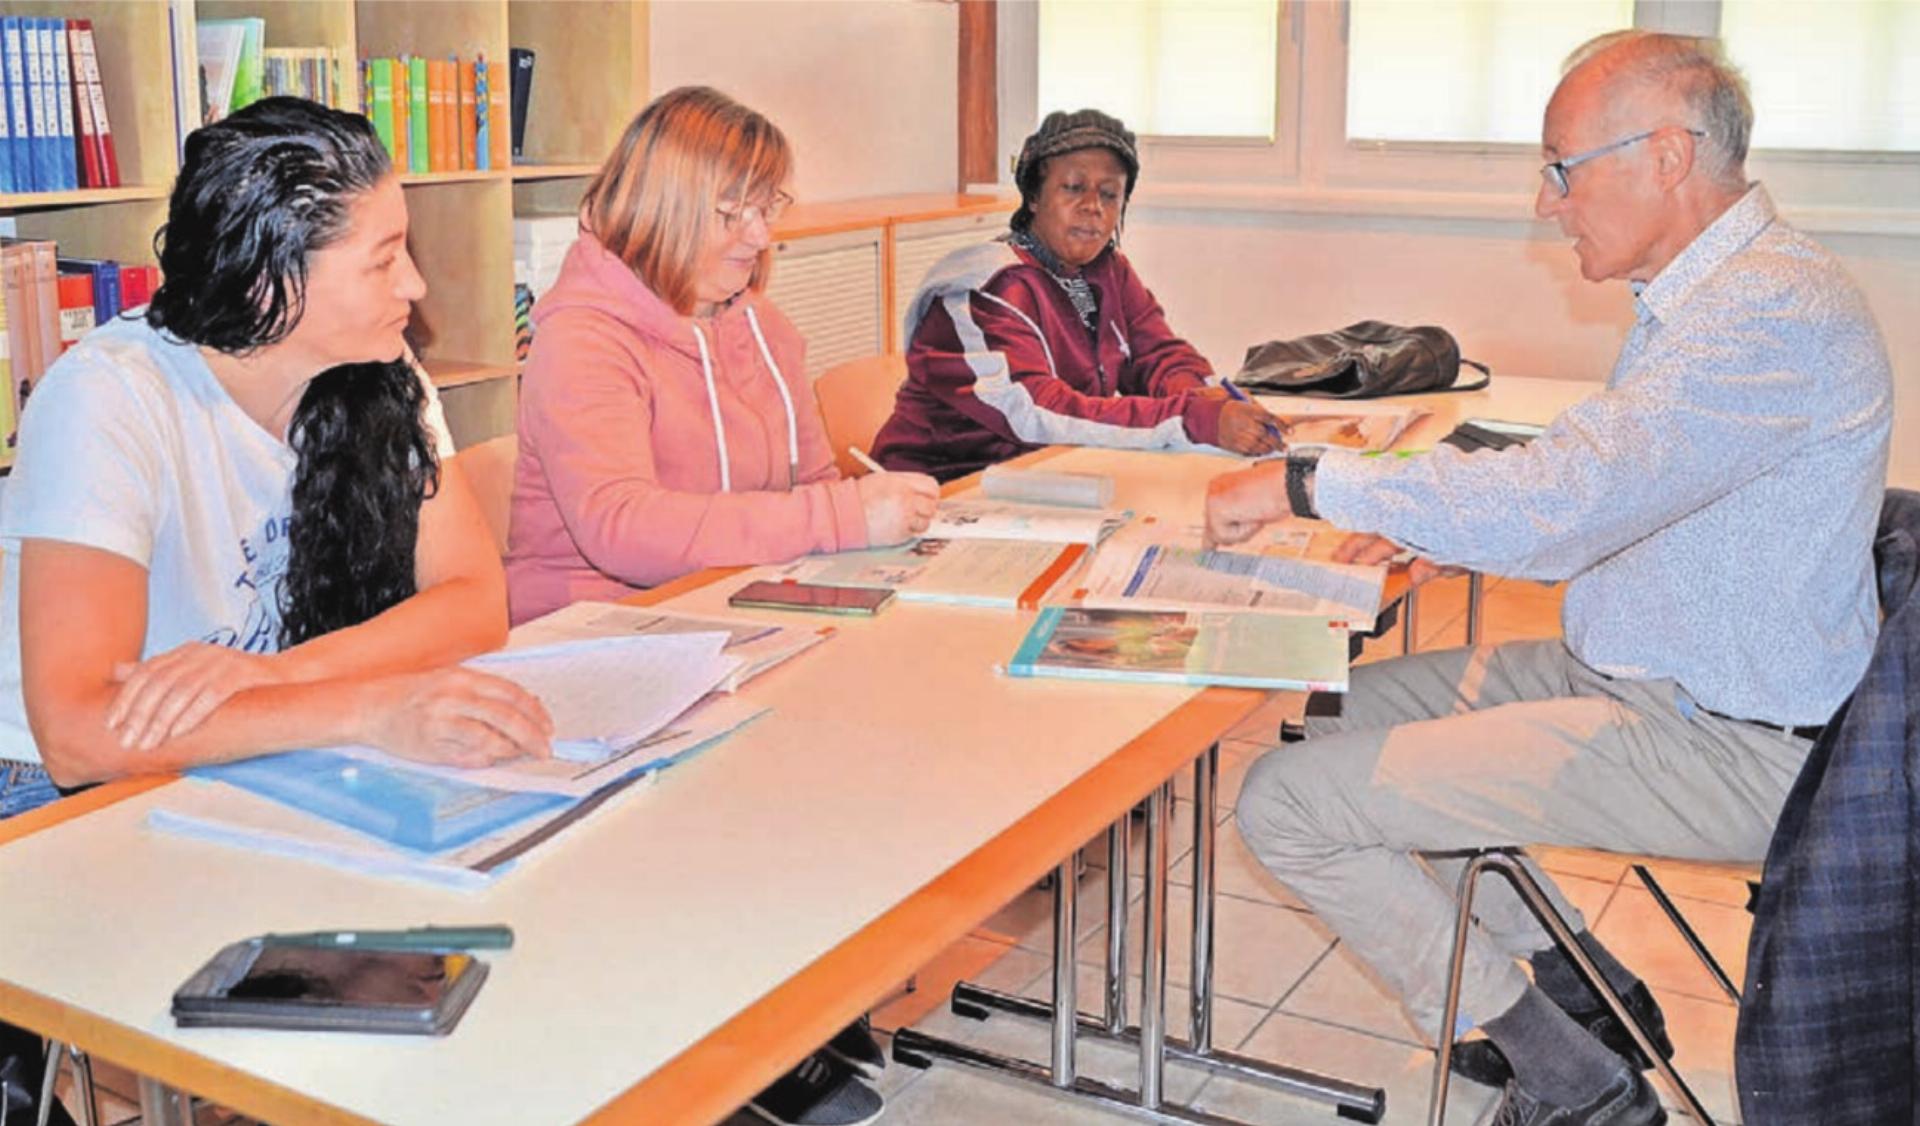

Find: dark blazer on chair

[1737,488,1920,1126]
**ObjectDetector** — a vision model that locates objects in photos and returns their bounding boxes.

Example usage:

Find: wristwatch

[1285,450,1320,520]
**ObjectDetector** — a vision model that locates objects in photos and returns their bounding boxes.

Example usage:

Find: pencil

[848,446,885,474]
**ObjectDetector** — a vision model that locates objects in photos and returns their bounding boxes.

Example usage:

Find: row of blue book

[0,15,121,194]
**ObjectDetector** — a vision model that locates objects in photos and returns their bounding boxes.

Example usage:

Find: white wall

[1122,207,1920,489]
[649,0,957,202]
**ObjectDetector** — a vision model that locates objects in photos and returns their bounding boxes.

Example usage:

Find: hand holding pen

[1215,382,1289,457]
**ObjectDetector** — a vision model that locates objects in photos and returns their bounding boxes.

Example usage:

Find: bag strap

[1428,358,1491,394]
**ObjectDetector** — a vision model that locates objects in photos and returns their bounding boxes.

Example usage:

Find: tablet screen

[229,946,474,1009]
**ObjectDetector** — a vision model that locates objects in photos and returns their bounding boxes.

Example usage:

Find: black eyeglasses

[1540,126,1707,197]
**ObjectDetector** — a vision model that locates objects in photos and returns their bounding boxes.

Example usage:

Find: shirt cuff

[1309,450,1387,530]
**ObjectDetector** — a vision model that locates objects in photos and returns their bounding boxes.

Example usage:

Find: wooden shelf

[398,169,509,187]
[511,163,601,181]
[0,185,171,211]
[425,359,520,389]
[774,192,1009,240]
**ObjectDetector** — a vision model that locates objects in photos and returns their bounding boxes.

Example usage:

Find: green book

[367,58,396,159]
[407,55,428,174]
[229,17,265,113]
[1005,607,1349,692]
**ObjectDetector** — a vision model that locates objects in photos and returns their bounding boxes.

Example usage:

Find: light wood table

[0,447,1293,1126]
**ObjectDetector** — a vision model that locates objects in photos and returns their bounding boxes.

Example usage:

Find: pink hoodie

[506,230,867,623]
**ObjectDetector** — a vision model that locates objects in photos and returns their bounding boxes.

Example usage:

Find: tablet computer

[172,939,488,1036]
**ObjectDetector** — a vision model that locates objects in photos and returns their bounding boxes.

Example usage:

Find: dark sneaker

[1491,1069,1666,1126]
[824,1015,886,1082]
[747,1051,884,1126]
[1451,983,1675,1089]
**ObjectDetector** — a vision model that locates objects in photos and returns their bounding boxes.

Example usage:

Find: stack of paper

[507,602,830,690]
[152,630,785,885]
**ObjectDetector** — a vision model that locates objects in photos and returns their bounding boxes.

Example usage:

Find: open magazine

[1251,397,1430,452]
[1066,542,1385,626]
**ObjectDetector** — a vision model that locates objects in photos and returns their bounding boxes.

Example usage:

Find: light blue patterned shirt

[1317,186,1892,725]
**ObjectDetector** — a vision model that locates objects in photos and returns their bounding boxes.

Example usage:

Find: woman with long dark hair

[0,96,552,797]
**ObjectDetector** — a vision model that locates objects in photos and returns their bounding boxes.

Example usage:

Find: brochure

[1004,607,1349,692]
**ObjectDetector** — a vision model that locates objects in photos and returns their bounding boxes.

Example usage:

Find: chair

[452,433,519,557]
[814,354,907,479]
[1427,489,1917,1126]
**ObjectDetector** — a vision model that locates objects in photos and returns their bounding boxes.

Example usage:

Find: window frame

[996,0,1920,233]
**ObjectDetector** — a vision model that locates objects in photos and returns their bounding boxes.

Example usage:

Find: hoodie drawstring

[747,307,801,488]
[691,309,801,494]
[690,323,732,494]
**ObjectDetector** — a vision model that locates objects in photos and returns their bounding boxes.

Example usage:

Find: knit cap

[1014,109,1139,196]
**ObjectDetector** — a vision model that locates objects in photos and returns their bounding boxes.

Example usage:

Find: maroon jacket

[871,239,1226,481]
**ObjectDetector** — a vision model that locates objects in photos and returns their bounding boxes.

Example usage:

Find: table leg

[1189,745,1218,1056]
[1465,573,1484,647]
[1401,587,1420,655]
[136,1077,192,1126]
[1106,816,1130,1034]
[1139,779,1172,1110]
[1051,853,1079,1088]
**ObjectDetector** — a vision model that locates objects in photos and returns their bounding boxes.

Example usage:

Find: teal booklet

[191,750,571,854]
[1005,607,1349,692]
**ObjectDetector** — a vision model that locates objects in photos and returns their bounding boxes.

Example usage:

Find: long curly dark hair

[145,97,438,647]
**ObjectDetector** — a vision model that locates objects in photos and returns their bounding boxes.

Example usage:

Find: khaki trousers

[1233,638,1810,1041]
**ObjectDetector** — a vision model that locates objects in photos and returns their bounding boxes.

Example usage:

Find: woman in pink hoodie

[507,87,939,624]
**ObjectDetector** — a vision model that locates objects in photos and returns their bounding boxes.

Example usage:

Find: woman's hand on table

[107,643,288,751]
[857,469,940,546]
[1214,400,1288,457]
[361,667,555,769]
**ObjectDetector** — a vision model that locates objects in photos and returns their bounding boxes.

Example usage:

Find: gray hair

[1564,30,1753,190]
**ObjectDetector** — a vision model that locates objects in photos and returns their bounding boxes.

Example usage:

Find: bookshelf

[0,0,650,451]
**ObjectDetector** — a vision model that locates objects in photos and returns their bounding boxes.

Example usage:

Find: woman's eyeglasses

[716,191,795,232]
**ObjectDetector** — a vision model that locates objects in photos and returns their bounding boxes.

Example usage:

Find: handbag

[1234,320,1491,399]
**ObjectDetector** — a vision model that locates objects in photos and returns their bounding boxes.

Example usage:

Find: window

[1721,0,1920,152]
[1036,0,1279,139]
[1347,0,1920,155]
[1346,1,1632,144]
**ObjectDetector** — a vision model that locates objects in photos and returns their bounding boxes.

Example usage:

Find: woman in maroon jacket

[872,109,1283,480]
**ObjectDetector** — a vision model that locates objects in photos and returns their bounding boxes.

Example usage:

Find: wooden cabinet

[764,192,1010,377]
[766,227,885,380]
[891,209,1004,329]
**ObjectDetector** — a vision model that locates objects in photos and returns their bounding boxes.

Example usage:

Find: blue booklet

[1005,606,1349,692]
[191,750,571,854]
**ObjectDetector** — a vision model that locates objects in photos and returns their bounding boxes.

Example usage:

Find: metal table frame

[892,745,1387,1124]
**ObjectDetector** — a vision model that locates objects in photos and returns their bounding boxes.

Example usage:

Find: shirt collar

[1633,183,1776,325]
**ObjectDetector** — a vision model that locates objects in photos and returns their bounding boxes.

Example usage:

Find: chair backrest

[814,354,907,479]
[452,433,519,557]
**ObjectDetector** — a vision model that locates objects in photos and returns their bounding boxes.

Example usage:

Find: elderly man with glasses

[1206,29,1892,1126]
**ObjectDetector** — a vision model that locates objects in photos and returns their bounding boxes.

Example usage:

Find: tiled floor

[859,577,1751,1126]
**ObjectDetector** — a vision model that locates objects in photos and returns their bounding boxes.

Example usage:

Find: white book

[927,497,1128,545]
[1068,542,1386,625]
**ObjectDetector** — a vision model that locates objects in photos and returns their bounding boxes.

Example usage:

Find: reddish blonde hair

[582,86,792,315]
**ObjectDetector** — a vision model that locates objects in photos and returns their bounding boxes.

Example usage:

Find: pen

[848,446,885,474]
[1361,448,1430,459]
[262,925,516,951]
[1217,382,1289,445]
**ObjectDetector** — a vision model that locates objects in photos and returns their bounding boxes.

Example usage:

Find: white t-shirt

[0,316,455,763]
